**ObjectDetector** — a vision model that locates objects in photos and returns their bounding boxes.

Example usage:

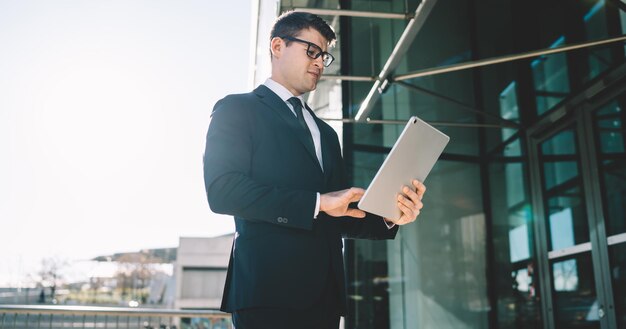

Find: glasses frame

[279,35,335,67]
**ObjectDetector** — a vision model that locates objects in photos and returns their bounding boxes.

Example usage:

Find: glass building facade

[251,0,626,328]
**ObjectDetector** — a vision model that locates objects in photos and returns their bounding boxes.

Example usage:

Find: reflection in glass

[549,208,575,251]
[541,130,579,190]
[509,222,530,263]
[385,161,488,329]
[532,37,570,116]
[541,129,577,155]
[553,259,579,291]
[609,243,626,328]
[499,81,521,156]
[540,129,590,251]
[595,103,624,154]
[490,155,542,328]
[543,161,578,191]
[593,101,626,236]
[584,0,611,81]
[551,255,599,329]
[514,268,534,294]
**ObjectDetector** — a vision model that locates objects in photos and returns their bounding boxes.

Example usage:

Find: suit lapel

[254,85,322,172]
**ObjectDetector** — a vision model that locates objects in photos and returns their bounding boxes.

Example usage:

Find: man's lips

[308,71,320,79]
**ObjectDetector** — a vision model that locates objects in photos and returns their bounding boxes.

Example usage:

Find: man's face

[271,28,329,96]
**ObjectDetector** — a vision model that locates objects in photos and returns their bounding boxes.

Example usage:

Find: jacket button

[277,217,283,223]
[283,218,289,223]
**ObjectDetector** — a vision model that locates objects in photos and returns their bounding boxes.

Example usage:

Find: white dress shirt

[264,78,322,218]
[263,78,394,228]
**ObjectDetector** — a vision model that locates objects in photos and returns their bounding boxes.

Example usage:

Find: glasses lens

[308,44,322,59]
[300,39,333,67]
[323,54,334,67]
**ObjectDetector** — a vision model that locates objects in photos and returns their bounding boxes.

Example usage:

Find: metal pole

[318,117,512,128]
[291,7,409,20]
[394,34,626,81]
[355,0,439,121]
[319,75,376,81]
[394,80,521,128]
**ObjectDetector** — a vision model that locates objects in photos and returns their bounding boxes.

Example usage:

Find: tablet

[357,116,450,220]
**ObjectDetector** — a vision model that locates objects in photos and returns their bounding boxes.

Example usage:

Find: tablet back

[357,116,450,220]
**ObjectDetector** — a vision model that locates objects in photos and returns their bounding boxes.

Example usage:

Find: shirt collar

[263,78,305,108]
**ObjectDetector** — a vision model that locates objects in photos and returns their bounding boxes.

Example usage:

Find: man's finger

[397,201,414,221]
[345,208,366,218]
[402,185,419,202]
[345,188,364,201]
[349,187,366,195]
[348,192,364,203]
[413,180,426,199]
[397,194,414,210]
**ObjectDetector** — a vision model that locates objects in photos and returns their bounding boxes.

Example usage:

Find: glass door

[528,101,621,329]
[588,97,626,329]
[536,125,601,329]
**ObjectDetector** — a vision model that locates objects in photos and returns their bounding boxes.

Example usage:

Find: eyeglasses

[280,36,335,67]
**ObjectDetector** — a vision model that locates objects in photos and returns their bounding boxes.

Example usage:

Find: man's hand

[320,188,367,218]
[385,179,426,226]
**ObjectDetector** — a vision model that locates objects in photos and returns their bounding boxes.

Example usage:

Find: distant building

[174,235,232,310]
[92,247,177,263]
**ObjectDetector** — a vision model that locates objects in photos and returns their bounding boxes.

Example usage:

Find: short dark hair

[270,11,336,54]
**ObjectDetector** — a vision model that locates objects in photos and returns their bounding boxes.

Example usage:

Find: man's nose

[312,55,324,67]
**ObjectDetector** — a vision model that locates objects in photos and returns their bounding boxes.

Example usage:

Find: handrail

[0,304,230,319]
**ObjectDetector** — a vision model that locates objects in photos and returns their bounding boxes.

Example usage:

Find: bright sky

[0,0,253,286]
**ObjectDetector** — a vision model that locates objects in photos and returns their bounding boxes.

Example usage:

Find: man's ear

[270,37,283,60]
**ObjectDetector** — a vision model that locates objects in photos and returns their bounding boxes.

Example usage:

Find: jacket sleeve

[322,125,399,240]
[339,209,399,240]
[203,97,317,231]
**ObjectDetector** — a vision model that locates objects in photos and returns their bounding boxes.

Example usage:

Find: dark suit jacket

[203,85,398,314]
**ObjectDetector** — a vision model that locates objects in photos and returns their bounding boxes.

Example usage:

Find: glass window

[593,100,626,237]
[489,140,542,328]
[539,129,590,251]
[539,128,599,329]
[532,37,571,116]
[550,254,600,329]
[509,220,531,263]
[608,243,626,328]
[386,161,487,329]
[499,81,521,156]
[583,0,611,81]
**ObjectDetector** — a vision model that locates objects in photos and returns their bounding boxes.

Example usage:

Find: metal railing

[0,305,232,329]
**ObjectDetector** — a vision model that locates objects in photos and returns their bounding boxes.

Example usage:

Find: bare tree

[36,257,68,302]
[115,252,162,304]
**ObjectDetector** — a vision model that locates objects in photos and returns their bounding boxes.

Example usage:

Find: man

[203,11,425,329]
